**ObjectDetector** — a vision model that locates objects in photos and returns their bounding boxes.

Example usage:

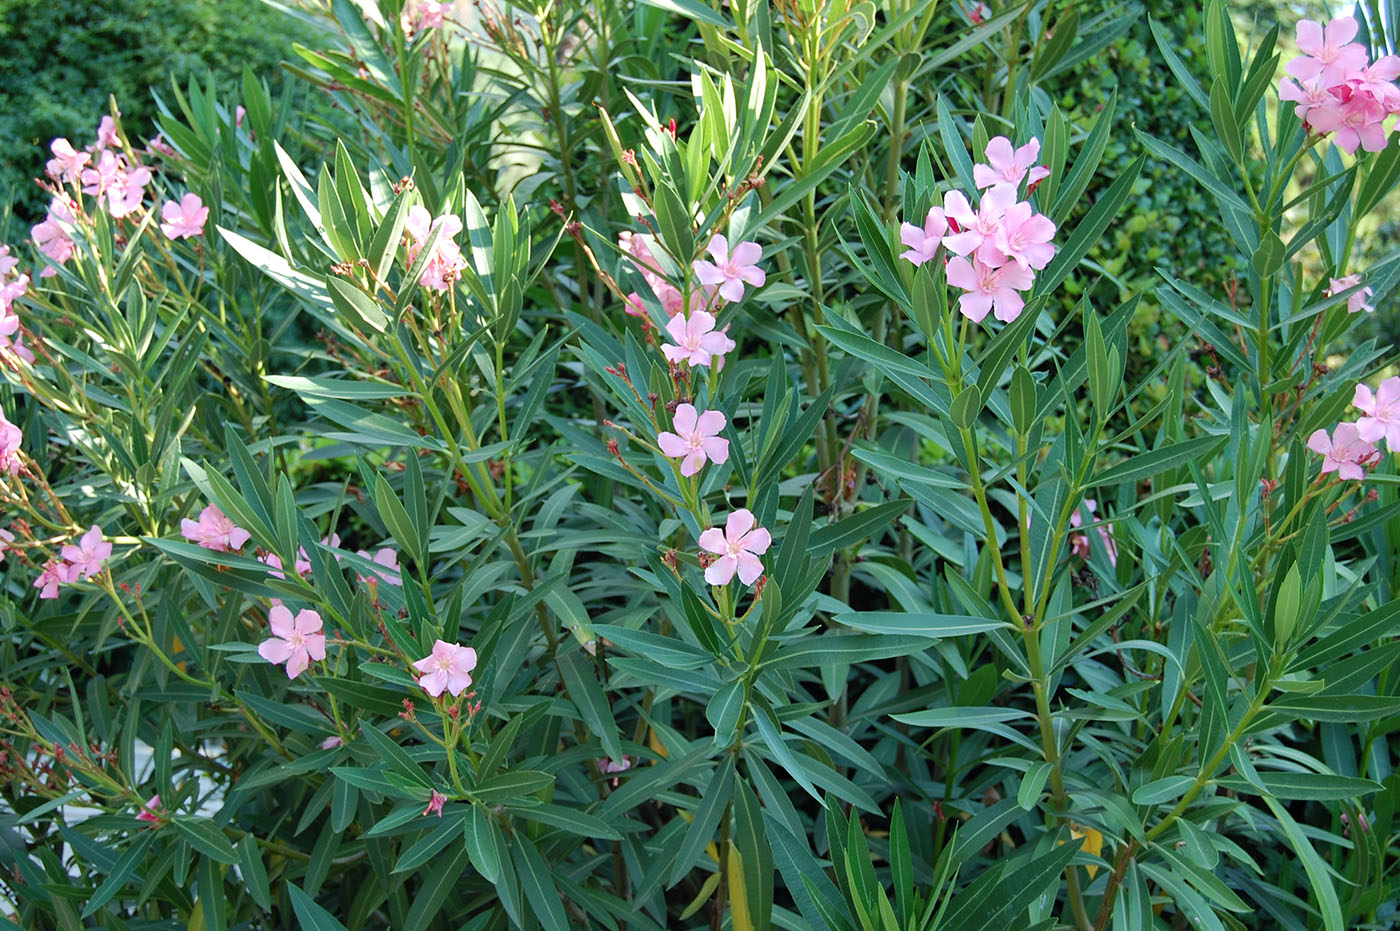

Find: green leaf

[1018,762,1053,810]
[1218,772,1382,800]
[82,832,156,917]
[288,883,349,931]
[237,835,272,910]
[948,385,982,431]
[172,819,238,865]
[374,473,423,565]
[1266,694,1400,722]
[1095,435,1227,486]
[766,634,935,669]
[327,277,388,333]
[513,836,572,931]
[512,803,622,840]
[637,0,730,28]
[670,758,736,886]
[472,770,555,804]
[833,611,1005,638]
[1209,78,1243,162]
[403,844,472,928]
[558,651,623,762]
[1132,775,1196,806]
[1253,230,1286,279]
[1262,796,1344,931]
[808,500,912,557]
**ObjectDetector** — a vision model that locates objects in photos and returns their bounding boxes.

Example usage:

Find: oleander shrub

[1,1,1399,929]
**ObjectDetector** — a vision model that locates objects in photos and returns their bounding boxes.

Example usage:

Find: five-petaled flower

[62,525,112,580]
[160,193,209,240]
[258,605,327,679]
[698,508,772,586]
[974,136,1050,194]
[1353,377,1400,448]
[1307,422,1379,480]
[181,504,251,552]
[413,640,477,698]
[661,311,736,368]
[945,255,1034,323]
[693,234,766,303]
[657,404,729,477]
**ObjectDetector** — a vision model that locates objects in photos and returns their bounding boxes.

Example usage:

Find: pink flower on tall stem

[45,139,89,184]
[1353,377,1400,448]
[160,193,209,240]
[692,235,766,303]
[61,526,112,580]
[258,605,327,679]
[661,311,736,368]
[657,404,729,477]
[1307,423,1379,481]
[180,504,251,552]
[413,640,477,698]
[698,508,771,586]
[899,207,948,267]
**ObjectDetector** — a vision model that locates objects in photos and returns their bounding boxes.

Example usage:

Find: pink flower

[34,560,72,600]
[321,735,344,749]
[1308,423,1379,481]
[1353,377,1400,448]
[698,508,772,586]
[1,274,29,315]
[405,206,468,292]
[0,245,16,279]
[661,310,736,368]
[423,789,447,817]
[94,115,120,150]
[61,525,112,580]
[692,234,766,303]
[355,546,403,587]
[32,197,78,273]
[135,794,162,824]
[657,404,729,477]
[1069,499,1118,566]
[105,165,151,219]
[0,528,15,562]
[597,756,631,786]
[160,193,209,240]
[620,231,687,317]
[899,207,948,266]
[0,409,20,478]
[974,136,1049,193]
[992,201,1057,271]
[1280,75,1340,122]
[946,255,1035,323]
[403,0,450,33]
[180,504,251,552]
[941,187,1015,265]
[234,106,246,130]
[45,138,89,185]
[967,2,990,24]
[413,640,477,698]
[147,134,177,158]
[1326,274,1374,314]
[81,150,124,199]
[1307,90,1389,154]
[1288,17,1369,88]
[257,605,327,679]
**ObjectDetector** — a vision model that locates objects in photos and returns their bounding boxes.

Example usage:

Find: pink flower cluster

[1308,375,1399,480]
[0,248,33,364]
[623,229,772,587]
[34,525,112,600]
[1280,16,1400,154]
[0,407,22,476]
[402,0,450,35]
[900,136,1056,324]
[405,205,468,292]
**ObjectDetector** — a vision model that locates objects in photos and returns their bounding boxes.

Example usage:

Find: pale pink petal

[698,527,728,556]
[705,554,737,585]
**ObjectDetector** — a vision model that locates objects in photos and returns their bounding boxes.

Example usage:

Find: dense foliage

[2,1,1399,929]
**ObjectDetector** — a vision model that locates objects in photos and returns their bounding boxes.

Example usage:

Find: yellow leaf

[728,845,753,931]
[1068,824,1104,878]
[648,726,668,759]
